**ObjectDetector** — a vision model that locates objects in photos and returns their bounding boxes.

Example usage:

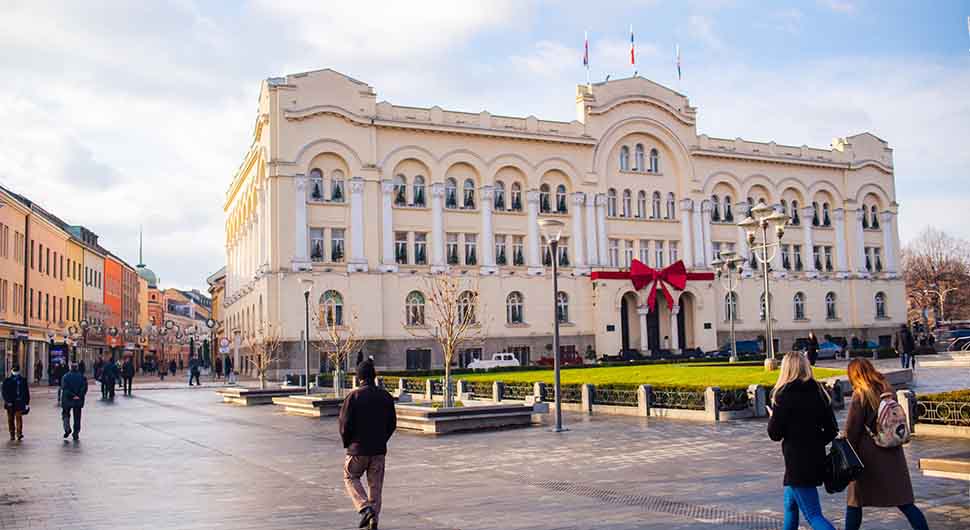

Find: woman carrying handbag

[767,352,839,530]
[844,358,928,530]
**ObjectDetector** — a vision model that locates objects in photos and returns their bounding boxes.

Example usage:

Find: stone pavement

[2,381,968,530]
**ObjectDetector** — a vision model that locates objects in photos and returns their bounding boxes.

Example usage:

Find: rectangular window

[873,247,882,272]
[414,233,427,265]
[609,239,619,267]
[46,247,50,275]
[60,255,64,280]
[512,236,524,266]
[464,234,477,266]
[824,246,833,271]
[30,240,34,269]
[813,245,821,271]
[638,240,650,265]
[782,245,791,270]
[309,228,325,261]
[446,233,459,265]
[558,238,570,266]
[494,234,507,266]
[712,242,722,261]
[655,240,665,267]
[623,240,634,268]
[45,293,49,321]
[331,176,345,203]
[29,288,33,318]
[670,241,679,263]
[793,244,803,271]
[395,231,409,264]
[331,227,346,261]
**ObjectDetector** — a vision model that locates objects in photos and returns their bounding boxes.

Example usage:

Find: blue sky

[0,0,967,289]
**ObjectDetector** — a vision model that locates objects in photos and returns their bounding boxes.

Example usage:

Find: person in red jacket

[338,359,396,530]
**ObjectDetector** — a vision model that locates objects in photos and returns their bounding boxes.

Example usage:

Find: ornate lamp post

[923,284,958,327]
[538,218,565,432]
[300,278,314,395]
[738,202,789,370]
[711,251,747,363]
[206,318,216,380]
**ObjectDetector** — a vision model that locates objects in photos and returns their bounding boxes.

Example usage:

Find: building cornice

[690,148,894,173]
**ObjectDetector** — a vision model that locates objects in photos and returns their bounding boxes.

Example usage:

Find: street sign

[219,337,230,354]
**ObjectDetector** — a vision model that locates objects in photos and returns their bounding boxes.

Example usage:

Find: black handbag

[824,437,864,494]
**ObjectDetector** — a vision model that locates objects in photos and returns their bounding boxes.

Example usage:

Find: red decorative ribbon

[590,259,715,312]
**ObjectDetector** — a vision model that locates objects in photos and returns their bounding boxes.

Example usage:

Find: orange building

[103,255,123,356]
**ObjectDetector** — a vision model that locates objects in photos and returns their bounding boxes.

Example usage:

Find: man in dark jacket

[2,366,30,441]
[33,359,43,384]
[895,324,916,369]
[188,355,201,386]
[806,332,820,366]
[224,355,234,384]
[78,359,86,376]
[339,359,396,530]
[121,356,135,396]
[60,362,87,441]
[99,355,118,401]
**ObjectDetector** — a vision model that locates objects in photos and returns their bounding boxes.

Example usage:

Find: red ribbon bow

[630,259,687,311]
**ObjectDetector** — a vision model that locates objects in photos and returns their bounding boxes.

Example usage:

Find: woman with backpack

[844,358,928,530]
[767,351,839,530]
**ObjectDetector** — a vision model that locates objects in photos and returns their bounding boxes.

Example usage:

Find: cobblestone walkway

[2,378,967,529]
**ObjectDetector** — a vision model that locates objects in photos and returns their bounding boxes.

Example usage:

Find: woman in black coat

[767,351,838,530]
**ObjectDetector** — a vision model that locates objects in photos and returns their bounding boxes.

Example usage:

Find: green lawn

[457,363,845,390]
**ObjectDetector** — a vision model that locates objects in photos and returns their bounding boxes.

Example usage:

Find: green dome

[136,264,158,288]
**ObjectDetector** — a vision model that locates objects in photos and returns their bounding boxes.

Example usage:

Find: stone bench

[273,392,412,418]
[395,403,535,435]
[215,387,296,406]
[919,453,970,481]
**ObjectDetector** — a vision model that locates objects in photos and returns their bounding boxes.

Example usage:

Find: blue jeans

[845,504,929,530]
[783,486,836,530]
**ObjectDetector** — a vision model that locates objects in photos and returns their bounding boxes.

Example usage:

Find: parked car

[934,328,970,352]
[467,353,520,370]
[706,340,762,359]
[599,349,645,363]
[536,349,584,367]
[816,341,841,360]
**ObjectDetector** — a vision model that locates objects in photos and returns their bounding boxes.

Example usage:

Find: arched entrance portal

[619,292,641,352]
[678,293,696,350]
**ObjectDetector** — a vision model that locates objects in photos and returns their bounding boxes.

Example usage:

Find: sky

[0,0,967,290]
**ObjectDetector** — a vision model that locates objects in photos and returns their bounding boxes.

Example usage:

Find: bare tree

[406,273,486,407]
[312,299,365,397]
[901,227,970,325]
[243,324,284,390]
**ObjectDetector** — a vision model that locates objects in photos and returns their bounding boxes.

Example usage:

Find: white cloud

[818,0,857,14]
[688,14,723,50]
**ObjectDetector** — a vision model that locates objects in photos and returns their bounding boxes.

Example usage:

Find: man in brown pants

[339,359,396,530]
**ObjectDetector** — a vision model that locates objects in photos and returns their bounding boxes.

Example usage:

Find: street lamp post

[206,318,216,380]
[738,203,789,371]
[539,218,566,433]
[300,278,314,395]
[711,251,747,363]
[923,285,958,327]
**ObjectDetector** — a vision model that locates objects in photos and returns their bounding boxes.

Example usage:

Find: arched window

[412,175,426,206]
[405,291,425,326]
[652,191,662,219]
[445,178,458,209]
[458,290,477,324]
[619,146,630,171]
[510,182,522,211]
[791,200,800,225]
[711,194,721,221]
[393,175,407,206]
[793,292,806,320]
[875,292,886,319]
[780,199,788,216]
[556,184,568,213]
[331,170,345,202]
[539,184,551,213]
[871,206,880,229]
[637,191,647,218]
[463,179,476,208]
[724,292,738,321]
[493,180,506,210]
[649,148,659,173]
[506,291,524,324]
[607,189,618,216]
[309,168,324,200]
[556,291,569,323]
[666,193,676,219]
[320,290,344,326]
[723,196,733,221]
[825,292,837,320]
[622,190,632,217]
[634,144,645,171]
[822,203,831,226]
[812,201,820,226]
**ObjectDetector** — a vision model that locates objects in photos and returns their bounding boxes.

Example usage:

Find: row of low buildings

[0,185,213,383]
[220,68,906,374]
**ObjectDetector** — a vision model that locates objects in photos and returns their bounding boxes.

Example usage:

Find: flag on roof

[630,25,635,66]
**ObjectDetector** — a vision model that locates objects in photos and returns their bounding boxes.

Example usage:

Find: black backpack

[823,437,864,493]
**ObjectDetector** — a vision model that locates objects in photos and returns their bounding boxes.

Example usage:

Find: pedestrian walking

[93,358,104,382]
[78,359,86,376]
[33,359,43,384]
[214,356,222,380]
[60,362,87,441]
[767,351,839,530]
[121,356,135,397]
[178,357,184,373]
[894,324,915,369]
[338,359,396,530]
[224,355,234,384]
[170,359,177,376]
[2,366,30,441]
[53,362,67,403]
[843,358,928,530]
[806,331,820,366]
[188,355,201,386]
[158,359,167,380]
[100,355,118,401]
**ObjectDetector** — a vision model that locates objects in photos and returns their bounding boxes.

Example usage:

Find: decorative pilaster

[691,200,705,268]
[854,208,868,276]
[735,202,751,276]
[348,177,368,272]
[670,304,681,353]
[571,192,588,273]
[595,194,608,268]
[881,211,897,273]
[833,208,848,277]
[638,305,651,356]
[291,174,311,272]
[430,183,446,273]
[679,199,694,268]
[700,200,713,267]
[480,185,497,275]
[527,189,543,275]
[800,206,817,277]
[379,179,397,273]
[585,193,598,266]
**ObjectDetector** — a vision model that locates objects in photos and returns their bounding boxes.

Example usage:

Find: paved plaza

[2,360,968,530]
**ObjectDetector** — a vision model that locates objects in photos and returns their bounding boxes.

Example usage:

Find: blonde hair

[771,351,817,405]
[847,358,890,411]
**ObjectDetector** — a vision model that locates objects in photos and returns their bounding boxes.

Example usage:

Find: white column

[257,189,266,273]
[585,193,598,266]
[480,185,496,274]
[291,174,310,271]
[670,304,680,352]
[854,207,868,274]
[691,201,705,268]
[348,177,367,272]
[527,189,542,274]
[571,192,587,272]
[735,202,751,274]
[679,199,694,267]
[833,208,848,275]
[379,179,397,272]
[638,305,651,355]
[431,183,446,272]
[700,200,713,267]
[881,211,897,273]
[800,206,816,276]
[595,194,608,267]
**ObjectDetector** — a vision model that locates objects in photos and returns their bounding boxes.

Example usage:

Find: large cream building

[223,69,903,372]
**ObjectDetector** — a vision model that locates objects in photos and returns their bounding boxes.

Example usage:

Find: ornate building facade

[223,69,904,372]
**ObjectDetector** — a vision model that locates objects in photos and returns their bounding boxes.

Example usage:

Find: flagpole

[630,24,635,77]
[584,30,590,88]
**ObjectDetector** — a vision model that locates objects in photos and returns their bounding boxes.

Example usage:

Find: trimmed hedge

[918,389,970,403]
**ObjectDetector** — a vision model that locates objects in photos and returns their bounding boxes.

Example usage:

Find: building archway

[619,292,641,353]
[678,292,696,350]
